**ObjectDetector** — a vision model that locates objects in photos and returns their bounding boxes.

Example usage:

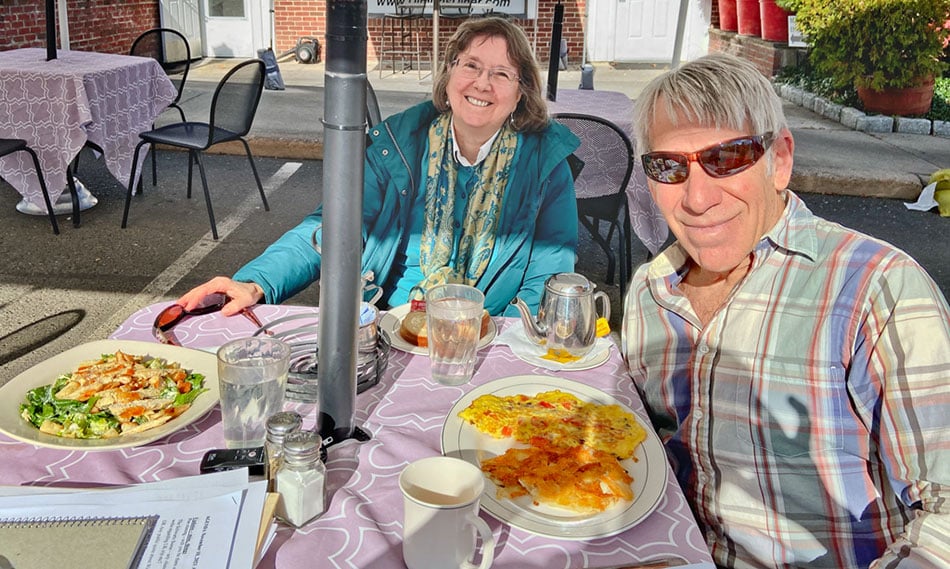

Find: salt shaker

[275,430,327,527]
[264,411,303,492]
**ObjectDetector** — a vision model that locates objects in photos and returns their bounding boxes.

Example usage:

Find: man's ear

[771,128,795,191]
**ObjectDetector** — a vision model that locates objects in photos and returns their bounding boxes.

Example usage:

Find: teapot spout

[510,297,547,345]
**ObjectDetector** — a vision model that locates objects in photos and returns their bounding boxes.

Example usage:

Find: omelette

[458,390,647,513]
[458,389,646,460]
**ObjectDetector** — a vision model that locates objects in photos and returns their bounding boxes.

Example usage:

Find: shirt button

[461,191,467,199]
[453,221,461,229]
[400,189,408,196]
[372,129,380,136]
[697,473,709,484]
[381,149,389,156]
[694,409,704,420]
[697,343,709,354]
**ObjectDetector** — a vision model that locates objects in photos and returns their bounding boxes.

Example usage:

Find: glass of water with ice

[217,337,291,448]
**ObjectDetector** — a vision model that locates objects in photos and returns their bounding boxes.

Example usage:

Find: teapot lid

[545,272,593,296]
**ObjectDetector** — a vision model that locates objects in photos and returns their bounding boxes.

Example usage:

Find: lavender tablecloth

[0,303,712,568]
[549,89,669,255]
[0,48,177,209]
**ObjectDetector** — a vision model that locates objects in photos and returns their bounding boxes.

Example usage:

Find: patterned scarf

[414,112,517,298]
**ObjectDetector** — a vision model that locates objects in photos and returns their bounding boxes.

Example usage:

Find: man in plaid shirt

[623,53,949,568]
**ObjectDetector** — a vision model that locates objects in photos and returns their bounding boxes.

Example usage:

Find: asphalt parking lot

[1,147,947,383]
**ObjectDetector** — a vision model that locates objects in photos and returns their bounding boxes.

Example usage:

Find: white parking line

[92,162,303,339]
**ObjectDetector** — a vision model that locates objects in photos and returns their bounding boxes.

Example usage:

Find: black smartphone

[200,446,266,476]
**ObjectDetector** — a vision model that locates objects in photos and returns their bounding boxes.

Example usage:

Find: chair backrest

[551,113,634,204]
[208,59,266,144]
[366,81,382,129]
[130,28,191,102]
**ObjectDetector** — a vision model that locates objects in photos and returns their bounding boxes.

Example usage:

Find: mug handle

[594,291,611,323]
[462,513,495,569]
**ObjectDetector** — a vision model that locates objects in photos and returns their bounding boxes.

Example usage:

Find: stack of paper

[0,469,274,569]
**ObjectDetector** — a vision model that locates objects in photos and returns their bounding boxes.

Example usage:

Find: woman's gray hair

[432,17,548,133]
[633,53,788,159]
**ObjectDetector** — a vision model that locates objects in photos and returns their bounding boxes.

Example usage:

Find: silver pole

[671,0,688,68]
[318,0,368,446]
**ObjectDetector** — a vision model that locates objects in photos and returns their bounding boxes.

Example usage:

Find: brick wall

[708,28,805,77]
[0,0,159,54]
[2,0,584,66]
[274,0,587,68]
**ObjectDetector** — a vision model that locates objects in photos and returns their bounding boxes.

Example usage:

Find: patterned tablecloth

[0,48,177,209]
[549,89,669,255]
[0,303,713,569]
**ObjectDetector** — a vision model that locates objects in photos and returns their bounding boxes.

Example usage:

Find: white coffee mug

[399,456,495,569]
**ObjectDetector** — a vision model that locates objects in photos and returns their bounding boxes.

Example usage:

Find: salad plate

[0,340,220,451]
[379,303,497,356]
[441,375,668,540]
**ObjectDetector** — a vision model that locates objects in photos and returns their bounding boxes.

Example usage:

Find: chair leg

[24,147,59,235]
[187,151,195,199]
[580,215,616,284]
[239,138,269,211]
[192,152,219,240]
[150,142,157,186]
[122,141,147,229]
[65,163,81,229]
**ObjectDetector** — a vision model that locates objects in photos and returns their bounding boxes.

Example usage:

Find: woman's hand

[176,276,264,317]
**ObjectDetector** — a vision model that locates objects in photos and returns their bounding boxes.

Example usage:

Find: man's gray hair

[633,53,788,157]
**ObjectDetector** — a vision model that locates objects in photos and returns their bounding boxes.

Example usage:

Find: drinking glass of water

[425,284,484,386]
[217,337,291,448]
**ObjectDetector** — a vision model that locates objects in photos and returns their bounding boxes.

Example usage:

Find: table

[549,89,669,255]
[0,303,714,569]
[0,48,177,215]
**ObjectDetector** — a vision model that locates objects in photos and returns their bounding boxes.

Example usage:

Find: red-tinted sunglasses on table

[641,132,775,185]
[153,293,264,345]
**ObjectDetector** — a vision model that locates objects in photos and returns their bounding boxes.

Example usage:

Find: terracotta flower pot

[759,0,791,42]
[718,0,738,32]
[857,76,935,116]
[736,0,761,36]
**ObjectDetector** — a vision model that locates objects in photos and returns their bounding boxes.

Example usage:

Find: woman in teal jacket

[178,18,580,317]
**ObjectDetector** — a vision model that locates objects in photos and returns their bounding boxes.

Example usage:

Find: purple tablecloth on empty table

[0,303,713,569]
[0,48,177,209]
[549,89,669,255]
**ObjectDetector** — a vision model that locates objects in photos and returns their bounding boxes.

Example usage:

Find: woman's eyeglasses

[451,58,520,87]
[641,132,774,185]
[152,293,264,345]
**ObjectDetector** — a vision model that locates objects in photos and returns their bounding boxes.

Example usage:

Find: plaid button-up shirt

[623,192,950,568]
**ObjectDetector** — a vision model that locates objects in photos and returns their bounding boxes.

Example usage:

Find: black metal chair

[439,0,474,19]
[380,0,430,79]
[552,113,635,297]
[130,27,192,186]
[0,138,59,234]
[122,59,269,240]
[367,81,382,129]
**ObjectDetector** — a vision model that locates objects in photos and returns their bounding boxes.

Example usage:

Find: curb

[774,82,949,137]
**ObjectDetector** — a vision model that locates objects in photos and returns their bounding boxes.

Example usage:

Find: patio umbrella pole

[317,0,369,447]
[46,0,57,61]
[545,1,564,102]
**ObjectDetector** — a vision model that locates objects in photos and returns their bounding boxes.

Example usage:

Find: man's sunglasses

[641,132,774,185]
[153,293,265,345]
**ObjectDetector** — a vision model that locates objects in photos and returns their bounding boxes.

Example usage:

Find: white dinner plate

[441,375,668,540]
[0,340,220,451]
[379,303,497,356]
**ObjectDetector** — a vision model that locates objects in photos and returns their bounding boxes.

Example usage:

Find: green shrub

[794,0,950,91]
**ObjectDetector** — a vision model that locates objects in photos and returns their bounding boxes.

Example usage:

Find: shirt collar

[450,117,501,167]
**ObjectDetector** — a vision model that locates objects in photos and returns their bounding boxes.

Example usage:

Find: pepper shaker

[264,411,303,492]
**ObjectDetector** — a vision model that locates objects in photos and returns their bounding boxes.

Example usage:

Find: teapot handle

[593,291,610,323]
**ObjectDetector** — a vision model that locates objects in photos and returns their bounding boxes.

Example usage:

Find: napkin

[496,322,613,370]
[904,182,939,212]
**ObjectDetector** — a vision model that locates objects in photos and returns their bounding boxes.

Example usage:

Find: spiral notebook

[0,515,157,569]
